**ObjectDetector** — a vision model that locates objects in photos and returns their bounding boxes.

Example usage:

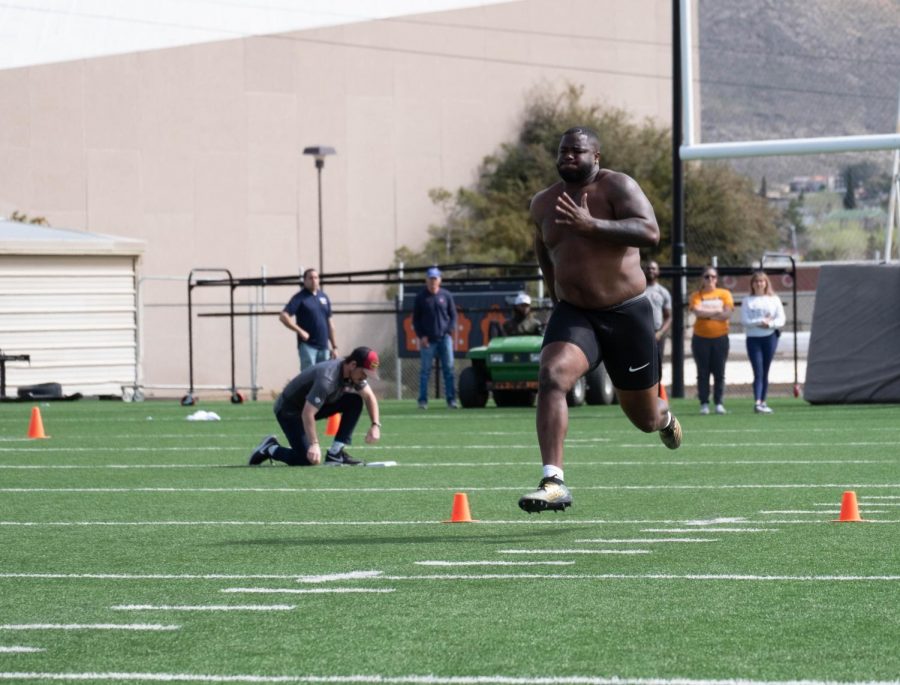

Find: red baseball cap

[348,346,380,377]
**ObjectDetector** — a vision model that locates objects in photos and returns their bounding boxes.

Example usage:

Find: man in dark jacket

[412,267,458,409]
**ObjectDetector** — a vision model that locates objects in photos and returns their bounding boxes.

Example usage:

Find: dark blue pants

[271,393,363,466]
[746,333,778,402]
[691,334,729,405]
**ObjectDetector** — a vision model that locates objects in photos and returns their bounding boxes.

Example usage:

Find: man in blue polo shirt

[279,268,337,370]
[413,266,458,409]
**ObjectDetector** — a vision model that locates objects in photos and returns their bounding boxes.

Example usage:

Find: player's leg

[320,394,365,466]
[518,341,588,513]
[265,410,314,466]
[519,301,596,513]
[536,341,590,468]
[603,296,681,448]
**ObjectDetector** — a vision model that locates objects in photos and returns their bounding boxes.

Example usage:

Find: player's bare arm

[301,401,322,464]
[554,172,659,247]
[359,384,381,444]
[531,205,557,306]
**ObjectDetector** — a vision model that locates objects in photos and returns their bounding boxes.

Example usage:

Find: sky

[0,0,515,70]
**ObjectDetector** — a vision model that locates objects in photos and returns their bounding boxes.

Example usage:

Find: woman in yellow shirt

[689,267,734,414]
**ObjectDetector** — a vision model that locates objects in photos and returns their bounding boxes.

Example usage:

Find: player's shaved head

[561,126,600,151]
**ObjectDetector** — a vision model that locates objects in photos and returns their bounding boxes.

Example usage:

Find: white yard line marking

[0,646,44,653]
[0,459,897,471]
[760,510,888,515]
[497,549,650,555]
[0,624,178,631]
[11,441,895,452]
[1,519,898,527]
[1,675,900,685]
[641,528,779,533]
[416,561,575,566]
[296,571,382,583]
[0,465,217,470]
[2,675,900,685]
[573,538,719,543]
[0,573,357,581]
[221,588,395,595]
[378,573,900,582]
[110,605,295,611]
[3,482,900,492]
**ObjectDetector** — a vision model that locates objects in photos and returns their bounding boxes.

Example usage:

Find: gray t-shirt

[274,359,367,415]
[645,282,672,333]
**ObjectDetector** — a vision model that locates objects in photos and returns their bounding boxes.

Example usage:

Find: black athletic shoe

[248,435,278,466]
[518,476,572,513]
[324,447,365,466]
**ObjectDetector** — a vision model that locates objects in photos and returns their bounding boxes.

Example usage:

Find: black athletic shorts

[542,294,659,391]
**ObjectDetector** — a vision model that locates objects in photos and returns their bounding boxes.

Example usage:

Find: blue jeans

[271,393,363,466]
[691,334,729,405]
[418,334,456,404]
[298,342,330,370]
[746,333,778,402]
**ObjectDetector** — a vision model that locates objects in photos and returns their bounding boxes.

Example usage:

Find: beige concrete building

[0,0,677,398]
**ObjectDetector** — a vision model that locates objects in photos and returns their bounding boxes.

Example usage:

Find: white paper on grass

[186,410,221,421]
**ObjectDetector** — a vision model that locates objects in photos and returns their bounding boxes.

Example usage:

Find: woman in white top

[741,271,786,413]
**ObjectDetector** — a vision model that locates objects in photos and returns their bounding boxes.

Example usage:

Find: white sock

[662,411,672,430]
[327,441,345,456]
[542,465,564,481]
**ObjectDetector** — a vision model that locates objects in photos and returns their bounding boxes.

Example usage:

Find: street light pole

[302,145,336,274]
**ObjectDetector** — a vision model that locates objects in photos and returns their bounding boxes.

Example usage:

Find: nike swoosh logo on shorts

[628,362,650,373]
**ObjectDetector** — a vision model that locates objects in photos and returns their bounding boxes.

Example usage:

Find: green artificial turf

[0,398,898,684]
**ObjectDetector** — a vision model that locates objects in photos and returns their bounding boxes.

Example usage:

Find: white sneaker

[699,403,710,415]
[715,404,727,415]
[754,403,774,414]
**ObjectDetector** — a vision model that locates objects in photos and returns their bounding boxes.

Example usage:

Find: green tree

[843,168,857,209]
[777,196,806,254]
[394,84,779,270]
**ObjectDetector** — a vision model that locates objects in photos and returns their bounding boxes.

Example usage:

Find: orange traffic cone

[325,413,341,437]
[833,490,865,522]
[27,406,48,439]
[443,492,475,523]
[659,383,668,401]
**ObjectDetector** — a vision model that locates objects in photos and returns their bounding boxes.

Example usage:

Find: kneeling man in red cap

[249,346,381,466]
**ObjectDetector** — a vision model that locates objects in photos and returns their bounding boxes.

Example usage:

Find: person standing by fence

[413,267,458,409]
[644,260,672,399]
[690,266,734,415]
[741,271,785,414]
[279,268,337,370]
